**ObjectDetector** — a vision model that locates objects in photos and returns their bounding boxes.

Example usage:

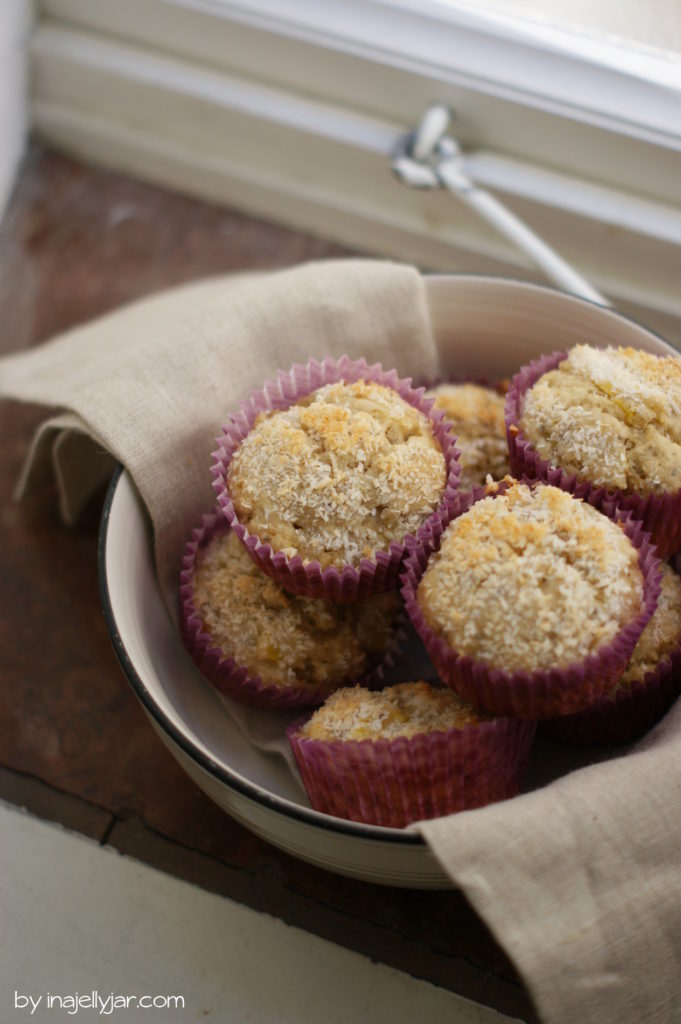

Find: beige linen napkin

[419,705,681,1024]
[2,257,680,1024]
[0,258,440,766]
[0,260,438,603]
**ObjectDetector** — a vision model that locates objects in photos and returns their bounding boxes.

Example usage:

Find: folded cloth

[2,257,680,1024]
[0,260,438,602]
[419,706,681,1024]
[0,258,439,794]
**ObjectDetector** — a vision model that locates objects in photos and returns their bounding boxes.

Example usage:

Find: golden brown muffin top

[618,563,681,688]
[417,481,644,672]
[299,681,490,741]
[192,529,399,691]
[519,345,681,496]
[228,380,446,568]
[426,383,510,490]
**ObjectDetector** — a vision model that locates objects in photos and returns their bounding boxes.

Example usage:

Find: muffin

[212,357,461,601]
[426,382,510,491]
[401,480,661,718]
[506,345,681,557]
[229,379,446,567]
[287,682,536,828]
[545,561,681,744]
[180,512,402,709]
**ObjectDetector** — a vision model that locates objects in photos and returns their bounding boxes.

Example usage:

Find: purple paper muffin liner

[400,488,663,720]
[211,356,462,603]
[180,510,406,710]
[542,647,681,746]
[505,350,681,559]
[287,713,537,828]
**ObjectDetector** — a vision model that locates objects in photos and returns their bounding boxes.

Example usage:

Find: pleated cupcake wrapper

[287,715,537,829]
[543,625,681,746]
[211,356,462,603]
[400,492,663,720]
[505,350,681,559]
[180,510,407,710]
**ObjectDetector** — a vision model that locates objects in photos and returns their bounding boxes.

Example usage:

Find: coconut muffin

[299,681,491,741]
[417,481,644,673]
[518,345,681,498]
[288,682,535,827]
[427,382,510,490]
[617,562,681,689]
[402,479,660,718]
[183,520,400,707]
[227,379,447,570]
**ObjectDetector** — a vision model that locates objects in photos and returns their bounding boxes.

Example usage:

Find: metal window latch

[391,104,607,307]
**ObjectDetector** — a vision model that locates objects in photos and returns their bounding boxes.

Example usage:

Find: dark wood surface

[0,146,536,1022]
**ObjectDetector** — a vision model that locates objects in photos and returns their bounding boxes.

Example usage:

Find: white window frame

[31,0,681,342]
[0,0,31,218]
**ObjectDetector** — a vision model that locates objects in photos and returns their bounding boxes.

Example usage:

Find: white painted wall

[0,0,31,219]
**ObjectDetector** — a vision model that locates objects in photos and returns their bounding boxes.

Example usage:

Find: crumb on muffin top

[417,480,644,673]
[192,528,399,691]
[618,562,681,688]
[298,681,490,741]
[518,345,681,496]
[426,382,510,490]
[228,380,447,568]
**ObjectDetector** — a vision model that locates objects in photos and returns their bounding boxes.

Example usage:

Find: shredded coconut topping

[519,345,681,495]
[417,481,644,672]
[299,681,490,741]
[228,380,446,568]
[427,383,510,490]
[618,563,681,688]
[192,530,399,691]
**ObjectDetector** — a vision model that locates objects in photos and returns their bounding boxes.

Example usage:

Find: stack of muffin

[180,349,681,828]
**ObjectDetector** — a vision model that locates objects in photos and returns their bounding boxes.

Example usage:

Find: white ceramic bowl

[99,275,678,889]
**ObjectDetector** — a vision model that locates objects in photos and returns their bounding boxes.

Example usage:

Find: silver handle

[392,105,608,307]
